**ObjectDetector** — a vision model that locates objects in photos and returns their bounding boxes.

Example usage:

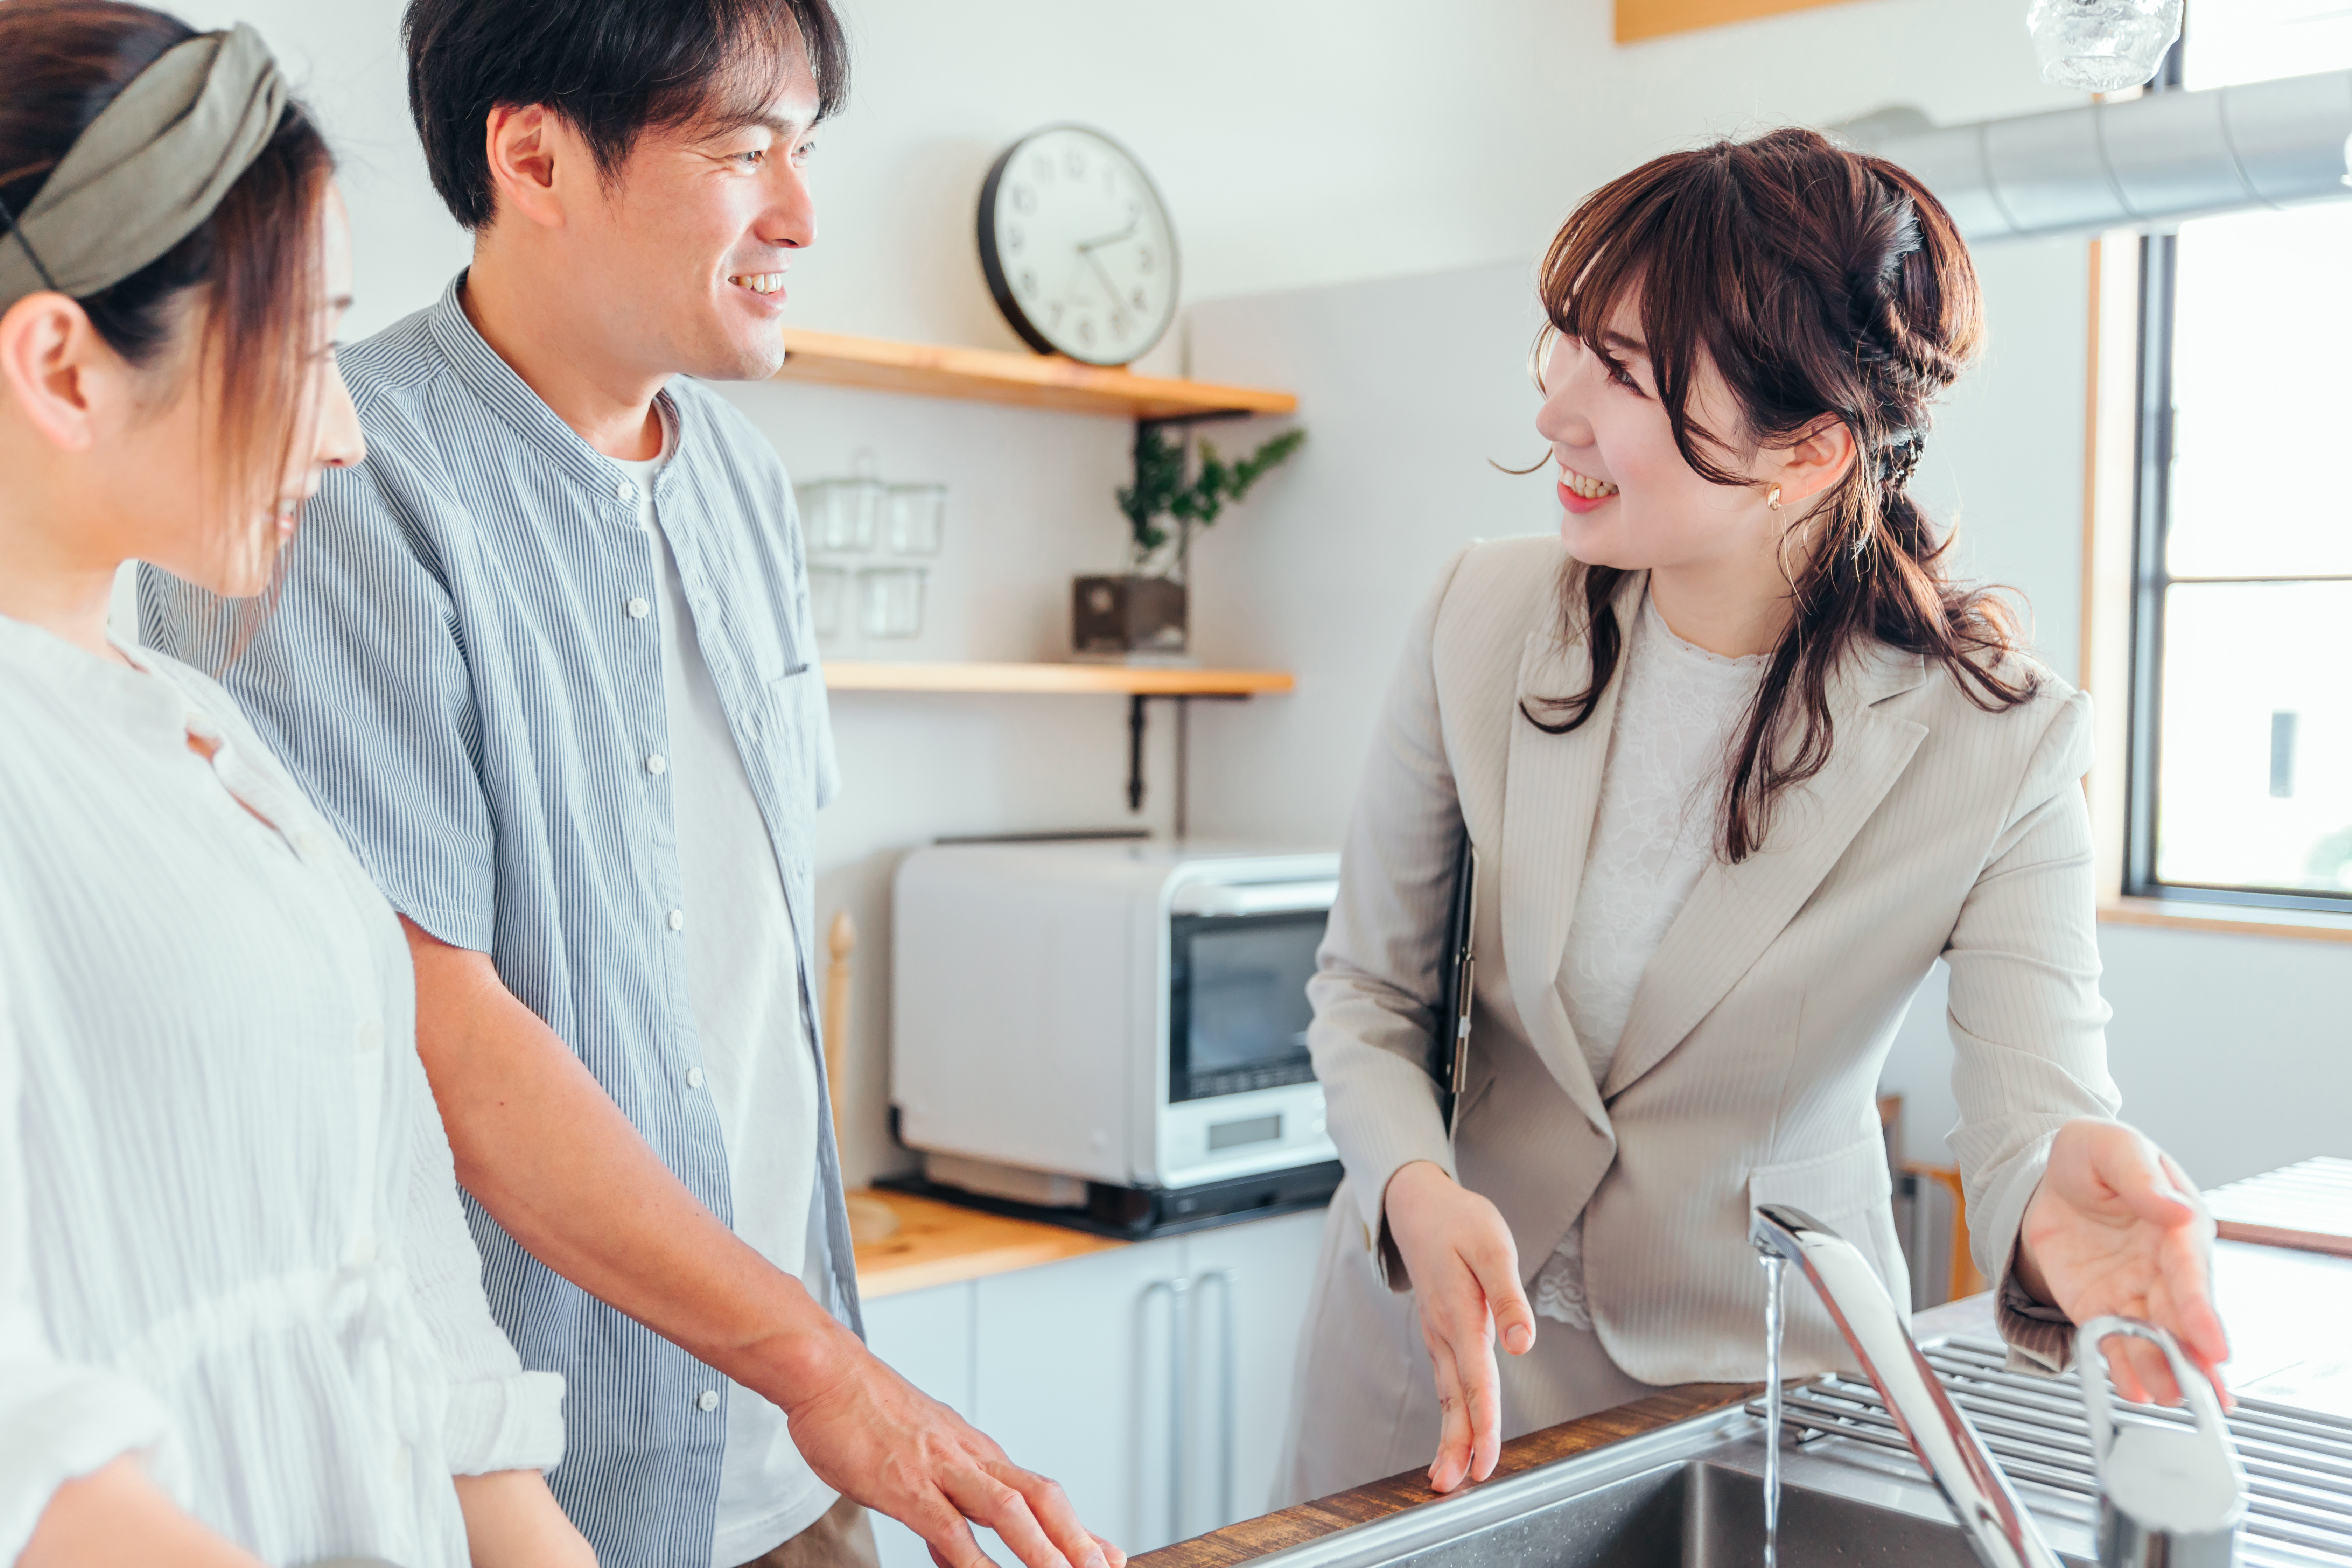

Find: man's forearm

[401,917,843,1402]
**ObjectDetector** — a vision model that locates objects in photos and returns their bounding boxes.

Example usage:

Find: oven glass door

[1168,908,1325,1102]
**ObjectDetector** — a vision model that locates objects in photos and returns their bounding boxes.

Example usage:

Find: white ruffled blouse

[1534,594,1768,1329]
[0,613,564,1567]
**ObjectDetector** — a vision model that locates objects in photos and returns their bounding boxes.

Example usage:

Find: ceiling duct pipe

[1844,70,2352,241]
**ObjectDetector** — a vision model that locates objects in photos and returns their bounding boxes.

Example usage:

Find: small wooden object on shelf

[822,661,1293,696]
[774,328,1296,422]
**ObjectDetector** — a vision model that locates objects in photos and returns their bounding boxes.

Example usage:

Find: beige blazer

[1306,535,2120,1390]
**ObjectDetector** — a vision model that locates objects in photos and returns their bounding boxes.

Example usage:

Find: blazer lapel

[1499,573,1643,1138]
[1600,644,1932,1100]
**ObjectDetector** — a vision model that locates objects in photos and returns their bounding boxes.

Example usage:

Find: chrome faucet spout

[1750,1202,2064,1568]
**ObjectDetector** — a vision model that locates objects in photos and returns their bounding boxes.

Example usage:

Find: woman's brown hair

[0,0,334,559]
[1528,126,2035,862]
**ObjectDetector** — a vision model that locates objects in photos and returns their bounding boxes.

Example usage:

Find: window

[2123,3,2352,911]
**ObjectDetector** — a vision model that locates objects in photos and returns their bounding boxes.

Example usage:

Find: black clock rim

[974,122,1182,369]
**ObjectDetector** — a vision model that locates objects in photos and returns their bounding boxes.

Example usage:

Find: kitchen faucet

[1749,1202,2065,1568]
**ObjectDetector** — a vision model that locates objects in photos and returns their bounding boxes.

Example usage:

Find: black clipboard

[1433,832,1478,1135]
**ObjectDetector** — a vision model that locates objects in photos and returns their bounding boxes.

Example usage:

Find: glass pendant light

[2026,0,2184,90]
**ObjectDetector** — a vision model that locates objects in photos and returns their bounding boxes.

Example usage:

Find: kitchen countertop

[1135,1238,2352,1567]
[850,1187,1128,1300]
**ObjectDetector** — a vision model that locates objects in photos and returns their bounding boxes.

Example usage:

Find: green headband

[0,23,290,316]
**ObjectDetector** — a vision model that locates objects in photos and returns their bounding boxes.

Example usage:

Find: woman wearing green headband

[0,6,592,1566]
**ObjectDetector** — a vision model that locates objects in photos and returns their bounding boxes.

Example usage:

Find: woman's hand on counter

[1383,1160,1539,1494]
[777,1323,1123,1568]
[2015,1118,2230,1407]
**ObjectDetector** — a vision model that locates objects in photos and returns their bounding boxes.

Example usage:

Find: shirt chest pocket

[668,519,806,686]
[759,669,823,823]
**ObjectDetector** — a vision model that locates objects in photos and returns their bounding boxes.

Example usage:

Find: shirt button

[614,479,632,500]
[697,1388,720,1413]
[686,1067,706,1090]
[350,1232,378,1266]
[626,597,650,620]
[667,909,686,931]
[645,753,667,776]
[356,1018,383,1054]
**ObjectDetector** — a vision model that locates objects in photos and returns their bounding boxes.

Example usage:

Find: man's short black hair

[403,0,850,230]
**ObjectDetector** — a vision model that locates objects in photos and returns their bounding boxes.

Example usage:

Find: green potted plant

[1075,425,1307,658]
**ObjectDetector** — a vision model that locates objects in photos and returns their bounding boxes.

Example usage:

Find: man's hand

[2016,1119,2230,1407]
[1381,1161,1537,1493]
[402,920,1123,1568]
[778,1329,1121,1568]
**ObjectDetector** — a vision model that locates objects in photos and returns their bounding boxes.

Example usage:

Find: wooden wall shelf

[1614,0,1859,41]
[824,661,1294,697]
[775,328,1297,422]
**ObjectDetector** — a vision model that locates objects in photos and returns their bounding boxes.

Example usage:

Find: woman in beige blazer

[1283,129,2227,1504]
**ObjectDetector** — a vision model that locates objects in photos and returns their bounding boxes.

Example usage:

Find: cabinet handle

[1143,1275,1190,1542]
[1194,1268,1238,1527]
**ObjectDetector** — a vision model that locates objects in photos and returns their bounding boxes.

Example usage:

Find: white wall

[164,0,2346,1188]
[185,0,2087,348]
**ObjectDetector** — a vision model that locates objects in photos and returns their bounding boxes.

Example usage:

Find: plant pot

[1072,574,1187,657]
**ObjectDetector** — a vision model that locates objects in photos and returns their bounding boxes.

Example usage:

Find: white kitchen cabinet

[974,1234,1190,1552]
[1176,1206,1326,1534]
[863,1281,979,1568]
[857,1205,1329,1566]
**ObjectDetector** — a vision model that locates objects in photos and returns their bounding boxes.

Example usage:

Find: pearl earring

[1766,483,1784,512]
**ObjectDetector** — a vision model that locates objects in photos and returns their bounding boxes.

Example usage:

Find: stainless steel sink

[1387,1452,2056,1567]
[1241,1336,2352,1568]
[1240,1407,2098,1568]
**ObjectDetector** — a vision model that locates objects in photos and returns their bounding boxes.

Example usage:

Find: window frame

[2115,55,2352,917]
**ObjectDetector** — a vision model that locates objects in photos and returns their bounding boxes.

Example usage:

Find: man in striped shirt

[144,4,1119,1568]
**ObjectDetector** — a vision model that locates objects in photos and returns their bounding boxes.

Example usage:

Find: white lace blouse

[1532,594,1768,1329]
[0,614,563,1566]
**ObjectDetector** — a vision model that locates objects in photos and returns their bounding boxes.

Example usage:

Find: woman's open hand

[1382,1161,1538,1493]
[2015,1119,2229,1407]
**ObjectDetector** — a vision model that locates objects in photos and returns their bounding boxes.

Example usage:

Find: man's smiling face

[569,36,823,383]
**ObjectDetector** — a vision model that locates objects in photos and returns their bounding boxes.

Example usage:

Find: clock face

[977,125,1180,367]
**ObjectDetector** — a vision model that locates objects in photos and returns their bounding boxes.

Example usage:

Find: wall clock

[977,125,1180,368]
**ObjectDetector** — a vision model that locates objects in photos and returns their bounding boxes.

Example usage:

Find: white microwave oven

[891,841,1340,1207]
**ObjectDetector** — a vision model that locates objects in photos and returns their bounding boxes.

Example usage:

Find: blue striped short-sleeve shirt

[142,273,862,1568]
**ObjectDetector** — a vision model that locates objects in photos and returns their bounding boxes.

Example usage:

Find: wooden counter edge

[1133,1380,1758,1568]
[852,1188,1128,1300]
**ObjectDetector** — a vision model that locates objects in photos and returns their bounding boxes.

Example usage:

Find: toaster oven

[890,841,1340,1211]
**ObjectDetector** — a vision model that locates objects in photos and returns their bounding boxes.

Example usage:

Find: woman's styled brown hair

[0,0,334,546]
[1528,126,2035,862]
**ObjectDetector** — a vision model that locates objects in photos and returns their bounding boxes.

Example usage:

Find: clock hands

[1053,215,1146,329]
[1072,213,1147,330]
[1084,250,1127,328]
[1074,216,1140,255]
